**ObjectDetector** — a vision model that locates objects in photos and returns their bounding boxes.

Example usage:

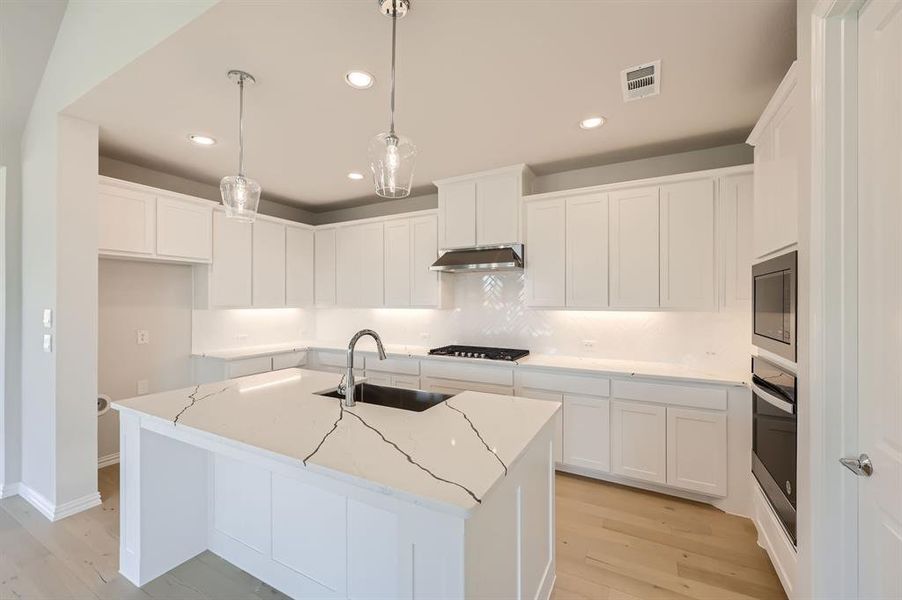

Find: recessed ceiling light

[345,71,375,89]
[347,172,365,180]
[579,116,606,130]
[188,134,216,145]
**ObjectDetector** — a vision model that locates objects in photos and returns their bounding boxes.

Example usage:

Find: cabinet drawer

[272,351,306,370]
[363,372,392,387]
[315,350,363,370]
[420,360,514,386]
[517,370,610,397]
[391,375,421,390]
[422,377,513,396]
[611,379,727,411]
[364,356,420,375]
[228,357,273,378]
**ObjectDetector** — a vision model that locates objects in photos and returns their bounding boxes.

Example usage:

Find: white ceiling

[68,0,794,211]
[0,0,67,143]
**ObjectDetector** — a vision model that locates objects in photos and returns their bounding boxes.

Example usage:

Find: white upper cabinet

[439,180,477,249]
[566,193,609,308]
[748,61,800,259]
[384,219,412,307]
[409,214,440,307]
[717,173,753,310]
[208,210,253,308]
[98,181,156,256]
[337,221,384,307]
[659,179,715,309]
[314,228,337,306]
[476,172,520,245]
[156,195,213,263]
[286,225,314,307]
[252,219,287,307]
[609,186,660,308]
[436,164,534,249]
[525,198,566,307]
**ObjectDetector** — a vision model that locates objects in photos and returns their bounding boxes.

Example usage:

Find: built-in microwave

[752,251,797,362]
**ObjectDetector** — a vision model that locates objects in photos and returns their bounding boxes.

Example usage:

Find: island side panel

[464,421,556,600]
[208,449,467,599]
[118,411,209,586]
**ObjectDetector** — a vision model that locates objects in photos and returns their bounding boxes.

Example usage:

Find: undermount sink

[318,383,454,412]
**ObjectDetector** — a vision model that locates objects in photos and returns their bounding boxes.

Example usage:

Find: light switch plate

[42,308,53,328]
[137,379,149,395]
[43,334,53,353]
[136,330,150,345]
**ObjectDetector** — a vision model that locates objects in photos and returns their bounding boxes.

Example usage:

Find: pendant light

[220,70,261,222]
[368,0,417,199]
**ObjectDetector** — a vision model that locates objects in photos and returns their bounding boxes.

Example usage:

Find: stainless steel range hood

[430,244,524,273]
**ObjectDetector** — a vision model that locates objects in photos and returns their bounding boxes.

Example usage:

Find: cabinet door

[666,407,727,496]
[476,172,520,245]
[252,219,286,307]
[286,226,314,306]
[440,180,476,249]
[717,173,753,310]
[525,198,566,307]
[563,394,611,472]
[210,211,253,307]
[314,229,337,306]
[753,82,800,258]
[566,193,609,308]
[384,219,411,307]
[609,186,660,308]
[611,400,666,484]
[410,214,440,307]
[155,196,212,262]
[659,179,715,309]
[518,387,564,465]
[337,222,384,307]
[98,184,155,255]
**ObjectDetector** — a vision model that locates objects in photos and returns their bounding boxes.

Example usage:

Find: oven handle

[751,382,795,414]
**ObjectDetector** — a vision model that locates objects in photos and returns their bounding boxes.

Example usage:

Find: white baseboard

[0,481,21,499]
[98,452,120,469]
[18,483,102,522]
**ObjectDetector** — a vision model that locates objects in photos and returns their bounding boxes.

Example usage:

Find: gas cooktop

[428,345,529,362]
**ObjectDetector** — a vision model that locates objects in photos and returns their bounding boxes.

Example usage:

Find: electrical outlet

[42,333,53,353]
[137,379,149,395]
[582,340,597,350]
[42,308,53,328]
[235,334,249,343]
[136,330,150,345]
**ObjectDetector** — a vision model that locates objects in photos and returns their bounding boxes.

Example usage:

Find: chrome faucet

[338,329,387,407]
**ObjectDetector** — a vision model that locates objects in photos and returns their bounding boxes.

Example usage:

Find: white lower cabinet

[611,399,667,484]
[666,407,727,496]
[517,387,564,465]
[562,394,611,472]
[227,357,275,379]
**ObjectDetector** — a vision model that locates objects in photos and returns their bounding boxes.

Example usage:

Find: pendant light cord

[238,75,246,178]
[389,0,397,135]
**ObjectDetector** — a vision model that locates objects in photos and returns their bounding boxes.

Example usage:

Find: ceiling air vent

[621,60,661,102]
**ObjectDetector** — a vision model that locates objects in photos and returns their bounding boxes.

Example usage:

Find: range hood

[430,244,524,273]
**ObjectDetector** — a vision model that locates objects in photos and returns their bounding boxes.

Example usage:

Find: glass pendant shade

[368,131,417,198]
[220,174,261,222]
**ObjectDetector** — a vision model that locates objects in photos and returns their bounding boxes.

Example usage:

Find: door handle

[839,453,873,477]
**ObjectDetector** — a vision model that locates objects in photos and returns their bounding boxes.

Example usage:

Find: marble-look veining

[113,369,558,516]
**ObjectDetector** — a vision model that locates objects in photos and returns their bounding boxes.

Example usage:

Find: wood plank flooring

[0,466,785,599]
[552,473,786,600]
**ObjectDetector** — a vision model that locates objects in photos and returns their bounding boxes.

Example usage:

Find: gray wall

[99,156,316,224]
[313,142,752,224]
[102,142,752,227]
[97,259,194,461]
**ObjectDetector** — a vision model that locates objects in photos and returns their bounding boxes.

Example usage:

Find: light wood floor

[0,466,785,599]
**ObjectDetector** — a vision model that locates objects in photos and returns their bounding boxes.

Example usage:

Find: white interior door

[857,1,902,597]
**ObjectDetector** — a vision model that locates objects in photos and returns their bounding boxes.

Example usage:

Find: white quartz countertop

[194,340,746,386]
[113,369,559,517]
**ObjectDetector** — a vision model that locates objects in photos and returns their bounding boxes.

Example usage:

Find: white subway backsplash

[192,272,749,376]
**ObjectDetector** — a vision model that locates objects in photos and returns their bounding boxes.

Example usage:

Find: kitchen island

[112,369,559,599]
